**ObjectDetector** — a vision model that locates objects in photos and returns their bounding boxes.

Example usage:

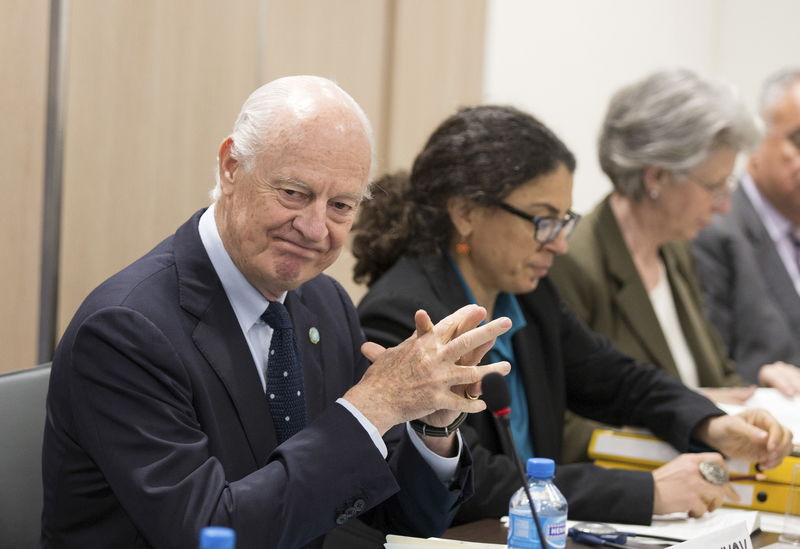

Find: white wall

[483,0,800,214]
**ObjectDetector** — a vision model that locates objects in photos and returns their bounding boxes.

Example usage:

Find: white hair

[598,68,761,200]
[758,67,800,129]
[210,75,375,202]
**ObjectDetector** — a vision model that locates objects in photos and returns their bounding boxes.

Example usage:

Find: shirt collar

[445,251,526,340]
[198,204,286,334]
[742,172,796,241]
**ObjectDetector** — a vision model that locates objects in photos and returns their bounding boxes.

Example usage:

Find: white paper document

[759,510,786,534]
[568,507,760,542]
[384,534,505,549]
[385,509,759,548]
[666,520,751,549]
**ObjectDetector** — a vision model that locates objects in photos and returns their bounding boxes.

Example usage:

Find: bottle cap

[200,526,236,549]
[526,457,555,479]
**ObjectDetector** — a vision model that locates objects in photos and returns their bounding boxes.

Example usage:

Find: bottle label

[507,509,566,549]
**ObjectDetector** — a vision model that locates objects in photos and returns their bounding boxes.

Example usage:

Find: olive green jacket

[550,195,742,462]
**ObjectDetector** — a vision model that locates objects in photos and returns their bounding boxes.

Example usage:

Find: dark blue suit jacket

[693,184,800,381]
[41,211,471,549]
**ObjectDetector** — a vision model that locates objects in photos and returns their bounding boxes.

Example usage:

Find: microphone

[482,371,510,422]
[481,372,549,549]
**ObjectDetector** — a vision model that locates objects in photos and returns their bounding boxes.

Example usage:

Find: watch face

[574,522,618,535]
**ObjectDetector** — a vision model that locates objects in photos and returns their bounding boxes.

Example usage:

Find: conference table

[442,518,780,548]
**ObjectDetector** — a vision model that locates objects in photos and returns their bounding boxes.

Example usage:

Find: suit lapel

[173,211,275,465]
[422,254,563,459]
[737,186,781,274]
[284,292,326,420]
[421,256,526,457]
[514,288,562,459]
[420,255,473,319]
[735,187,800,325]
[193,295,276,463]
[661,243,724,386]
[596,201,679,377]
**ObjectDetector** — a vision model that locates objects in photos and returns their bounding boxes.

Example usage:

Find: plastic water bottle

[507,457,567,549]
[199,526,236,549]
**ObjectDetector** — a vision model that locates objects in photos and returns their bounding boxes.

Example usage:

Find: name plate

[668,521,751,549]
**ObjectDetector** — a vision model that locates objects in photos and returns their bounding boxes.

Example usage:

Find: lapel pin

[308,327,320,344]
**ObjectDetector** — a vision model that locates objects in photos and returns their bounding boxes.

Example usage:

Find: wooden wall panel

[260,0,486,304]
[387,0,486,172]
[0,0,49,372]
[261,0,391,303]
[262,0,390,163]
[53,0,487,334]
[57,0,260,333]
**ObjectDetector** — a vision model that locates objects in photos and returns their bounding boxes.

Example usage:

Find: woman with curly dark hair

[352,105,790,527]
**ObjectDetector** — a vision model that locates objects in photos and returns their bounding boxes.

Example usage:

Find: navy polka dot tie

[262,301,306,444]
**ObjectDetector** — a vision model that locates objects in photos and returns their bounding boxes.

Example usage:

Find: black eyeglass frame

[496,202,581,244]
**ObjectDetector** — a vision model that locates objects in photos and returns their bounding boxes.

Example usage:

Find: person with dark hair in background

[694,68,800,381]
[40,76,513,549]
[550,69,800,463]
[353,104,792,526]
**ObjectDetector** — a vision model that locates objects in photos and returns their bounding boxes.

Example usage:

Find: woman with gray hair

[551,68,800,462]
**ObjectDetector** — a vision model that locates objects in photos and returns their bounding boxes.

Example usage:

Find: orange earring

[456,240,471,255]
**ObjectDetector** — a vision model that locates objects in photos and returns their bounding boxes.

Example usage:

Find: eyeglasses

[682,173,737,205]
[496,203,581,244]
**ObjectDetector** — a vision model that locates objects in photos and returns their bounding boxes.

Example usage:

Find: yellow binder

[727,456,800,486]
[588,428,800,485]
[594,458,790,513]
[588,429,678,467]
[589,428,800,513]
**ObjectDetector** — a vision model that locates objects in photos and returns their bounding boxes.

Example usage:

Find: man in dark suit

[40,76,511,549]
[694,68,800,386]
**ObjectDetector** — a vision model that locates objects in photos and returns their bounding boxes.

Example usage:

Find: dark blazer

[357,253,724,525]
[693,184,800,382]
[41,211,471,549]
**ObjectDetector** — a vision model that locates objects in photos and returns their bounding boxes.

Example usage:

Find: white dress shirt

[197,205,460,480]
[649,261,700,388]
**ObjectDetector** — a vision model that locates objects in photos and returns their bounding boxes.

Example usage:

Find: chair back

[0,363,51,547]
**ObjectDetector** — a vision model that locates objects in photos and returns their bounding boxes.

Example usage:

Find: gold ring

[464,389,480,400]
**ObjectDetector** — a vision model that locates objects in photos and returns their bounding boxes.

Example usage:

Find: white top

[649,260,700,388]
[742,173,800,296]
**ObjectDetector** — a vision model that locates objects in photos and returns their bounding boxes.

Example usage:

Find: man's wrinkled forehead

[276,83,362,130]
[256,110,372,194]
[284,83,347,119]
[267,95,370,153]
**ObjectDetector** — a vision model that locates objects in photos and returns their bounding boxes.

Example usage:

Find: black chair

[0,363,51,547]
